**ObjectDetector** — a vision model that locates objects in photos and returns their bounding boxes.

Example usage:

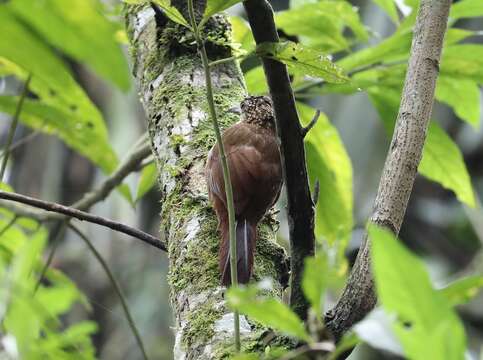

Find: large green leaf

[276,1,369,53]
[450,0,483,20]
[7,0,130,91]
[441,44,483,84]
[0,12,111,143]
[244,66,268,95]
[368,87,475,207]
[419,123,475,207]
[0,97,118,173]
[370,226,467,360]
[229,16,255,55]
[298,103,353,252]
[227,285,311,342]
[337,30,412,72]
[257,41,348,83]
[302,255,330,315]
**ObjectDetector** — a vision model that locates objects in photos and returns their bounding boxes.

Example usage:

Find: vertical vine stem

[0,73,32,182]
[187,0,240,351]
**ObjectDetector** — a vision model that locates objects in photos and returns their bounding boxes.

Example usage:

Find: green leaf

[419,123,475,207]
[136,163,158,201]
[0,96,118,174]
[441,44,483,84]
[298,103,353,252]
[227,285,311,342]
[204,0,243,23]
[244,66,268,95]
[257,41,348,83]
[7,0,130,91]
[439,276,483,306]
[373,0,399,24]
[0,12,114,159]
[370,226,467,360]
[368,87,475,208]
[276,1,369,53]
[436,76,480,128]
[229,16,255,55]
[450,0,483,20]
[302,255,330,314]
[337,29,412,72]
[151,0,190,28]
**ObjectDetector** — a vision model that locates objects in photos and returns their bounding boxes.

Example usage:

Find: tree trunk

[124,4,289,358]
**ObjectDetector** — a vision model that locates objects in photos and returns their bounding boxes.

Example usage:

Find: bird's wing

[207,124,281,218]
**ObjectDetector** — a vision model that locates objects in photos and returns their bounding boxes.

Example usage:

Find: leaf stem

[187,0,240,352]
[0,74,32,182]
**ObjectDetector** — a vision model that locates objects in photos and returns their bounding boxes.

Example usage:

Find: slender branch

[35,221,67,293]
[0,215,18,237]
[0,74,32,181]
[188,0,240,351]
[325,0,452,344]
[71,141,151,212]
[69,224,149,360]
[302,110,321,138]
[243,0,315,319]
[0,130,41,159]
[0,139,151,222]
[0,190,166,251]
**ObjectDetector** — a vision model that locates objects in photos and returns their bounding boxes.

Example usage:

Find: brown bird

[206,96,283,286]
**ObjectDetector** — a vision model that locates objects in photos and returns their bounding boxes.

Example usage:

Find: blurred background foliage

[0,0,482,358]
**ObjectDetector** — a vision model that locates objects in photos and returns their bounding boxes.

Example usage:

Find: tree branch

[71,141,151,212]
[325,0,452,343]
[0,190,166,251]
[243,0,315,319]
[0,139,151,222]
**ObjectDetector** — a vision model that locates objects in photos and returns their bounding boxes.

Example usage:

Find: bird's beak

[227,105,242,116]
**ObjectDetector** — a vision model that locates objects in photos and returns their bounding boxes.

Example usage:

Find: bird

[205,95,283,286]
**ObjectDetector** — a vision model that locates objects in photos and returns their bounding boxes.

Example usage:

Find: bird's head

[239,95,275,129]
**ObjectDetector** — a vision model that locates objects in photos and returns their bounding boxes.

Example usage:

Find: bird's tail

[219,219,256,286]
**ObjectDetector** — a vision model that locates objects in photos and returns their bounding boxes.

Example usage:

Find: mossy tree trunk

[124,3,288,358]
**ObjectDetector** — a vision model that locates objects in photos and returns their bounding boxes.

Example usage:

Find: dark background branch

[244,0,315,319]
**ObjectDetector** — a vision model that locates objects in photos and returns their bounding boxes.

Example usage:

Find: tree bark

[124,3,289,359]
[325,0,452,342]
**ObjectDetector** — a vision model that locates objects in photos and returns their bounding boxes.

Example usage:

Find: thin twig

[71,142,151,212]
[187,0,240,351]
[0,74,32,181]
[244,0,315,319]
[34,220,67,293]
[302,110,321,137]
[0,215,19,237]
[69,224,149,360]
[0,130,41,159]
[0,190,166,251]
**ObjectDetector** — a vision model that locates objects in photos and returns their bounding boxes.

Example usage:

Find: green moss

[182,297,224,349]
